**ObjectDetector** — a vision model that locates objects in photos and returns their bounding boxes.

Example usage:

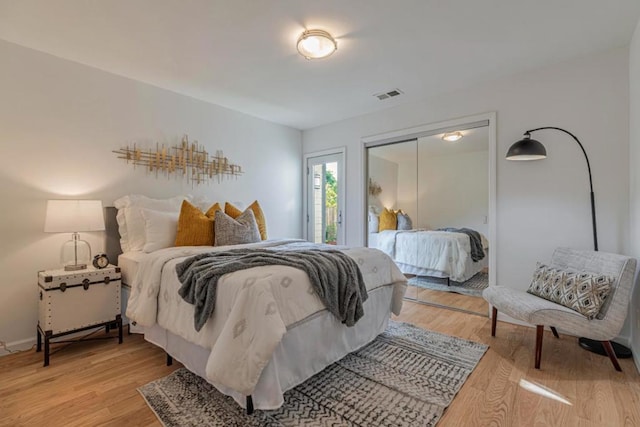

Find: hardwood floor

[1,303,639,426]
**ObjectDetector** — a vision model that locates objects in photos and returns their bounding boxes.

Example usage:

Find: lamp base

[64,263,87,271]
[578,337,632,358]
[61,233,91,272]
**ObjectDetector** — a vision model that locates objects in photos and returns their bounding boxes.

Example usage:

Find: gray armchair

[482,247,636,371]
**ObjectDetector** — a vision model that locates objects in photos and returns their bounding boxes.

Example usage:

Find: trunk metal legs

[246,395,254,415]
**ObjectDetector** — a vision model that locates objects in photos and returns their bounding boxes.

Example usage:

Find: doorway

[305,150,345,245]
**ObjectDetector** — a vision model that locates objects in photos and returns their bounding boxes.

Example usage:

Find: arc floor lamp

[506,126,631,358]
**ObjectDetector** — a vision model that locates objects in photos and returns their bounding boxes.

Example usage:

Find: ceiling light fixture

[297,29,337,60]
[442,131,463,142]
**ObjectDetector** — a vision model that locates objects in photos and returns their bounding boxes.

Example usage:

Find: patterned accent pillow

[397,212,413,230]
[214,209,261,246]
[526,263,614,319]
[225,201,268,240]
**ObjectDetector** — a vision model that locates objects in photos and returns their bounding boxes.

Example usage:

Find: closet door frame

[361,112,497,295]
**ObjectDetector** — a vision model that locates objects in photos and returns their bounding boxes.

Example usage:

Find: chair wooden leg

[491,307,497,337]
[601,341,622,372]
[535,325,544,369]
[550,326,560,338]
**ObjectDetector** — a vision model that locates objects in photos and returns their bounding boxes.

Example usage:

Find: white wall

[0,40,302,352]
[628,18,640,371]
[417,150,489,236]
[303,47,630,328]
[368,155,398,212]
[396,158,418,224]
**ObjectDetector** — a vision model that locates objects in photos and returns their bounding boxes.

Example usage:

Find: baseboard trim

[403,296,487,317]
[0,337,36,357]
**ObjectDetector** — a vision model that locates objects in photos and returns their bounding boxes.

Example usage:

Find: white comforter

[126,239,407,396]
[377,230,477,282]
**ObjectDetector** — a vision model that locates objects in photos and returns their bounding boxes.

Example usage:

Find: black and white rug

[408,272,488,297]
[139,321,487,427]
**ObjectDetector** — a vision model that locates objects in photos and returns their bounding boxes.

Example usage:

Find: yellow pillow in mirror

[225,200,267,240]
[378,208,397,231]
[174,200,222,246]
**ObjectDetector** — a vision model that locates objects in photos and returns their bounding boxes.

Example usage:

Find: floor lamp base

[578,337,632,358]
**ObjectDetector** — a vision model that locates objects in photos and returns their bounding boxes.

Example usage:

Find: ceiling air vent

[374,88,403,101]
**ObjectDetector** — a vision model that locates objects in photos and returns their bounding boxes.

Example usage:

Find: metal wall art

[113,135,243,185]
[368,178,382,196]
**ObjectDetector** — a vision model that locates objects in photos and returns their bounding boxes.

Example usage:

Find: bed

[369,229,488,282]
[106,203,407,411]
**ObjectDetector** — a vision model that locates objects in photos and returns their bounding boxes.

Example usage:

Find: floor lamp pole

[525,127,598,251]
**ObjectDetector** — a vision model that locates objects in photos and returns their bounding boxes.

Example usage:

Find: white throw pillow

[114,194,189,252]
[141,209,179,253]
[115,208,131,252]
[368,211,379,234]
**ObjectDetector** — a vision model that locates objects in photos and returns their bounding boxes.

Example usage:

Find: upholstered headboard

[104,206,122,265]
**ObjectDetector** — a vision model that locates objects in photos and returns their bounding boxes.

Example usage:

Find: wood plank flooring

[1,302,638,426]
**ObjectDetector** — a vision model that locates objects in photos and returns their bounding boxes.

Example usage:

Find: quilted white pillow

[141,209,179,253]
[114,194,189,252]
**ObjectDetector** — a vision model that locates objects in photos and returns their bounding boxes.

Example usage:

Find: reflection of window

[314,173,322,189]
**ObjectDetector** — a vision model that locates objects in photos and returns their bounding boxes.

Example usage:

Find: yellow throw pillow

[378,208,397,231]
[225,200,268,240]
[174,200,221,246]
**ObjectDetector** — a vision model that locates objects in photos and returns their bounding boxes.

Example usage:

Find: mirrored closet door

[366,121,491,316]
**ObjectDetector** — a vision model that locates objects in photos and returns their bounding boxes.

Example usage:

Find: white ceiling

[1,1,639,130]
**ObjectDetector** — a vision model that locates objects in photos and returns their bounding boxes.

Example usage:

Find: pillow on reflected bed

[397,212,412,230]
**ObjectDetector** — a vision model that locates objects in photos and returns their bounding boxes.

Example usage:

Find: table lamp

[44,200,105,271]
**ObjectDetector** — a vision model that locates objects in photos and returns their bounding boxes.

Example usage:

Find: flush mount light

[297,29,337,60]
[442,131,463,142]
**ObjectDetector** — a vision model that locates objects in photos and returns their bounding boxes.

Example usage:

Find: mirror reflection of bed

[366,123,490,316]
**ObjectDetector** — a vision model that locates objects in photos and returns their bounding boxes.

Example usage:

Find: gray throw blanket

[438,227,485,262]
[176,249,368,332]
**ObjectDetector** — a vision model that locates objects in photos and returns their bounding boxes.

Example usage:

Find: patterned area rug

[139,321,487,427]
[408,272,489,297]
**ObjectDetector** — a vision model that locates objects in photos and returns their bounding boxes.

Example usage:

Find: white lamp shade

[44,200,105,233]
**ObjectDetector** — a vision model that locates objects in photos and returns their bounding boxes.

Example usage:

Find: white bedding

[117,251,147,285]
[374,229,488,282]
[145,285,395,409]
[125,238,407,404]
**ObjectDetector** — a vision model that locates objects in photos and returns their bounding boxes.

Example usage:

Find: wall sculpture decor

[368,178,382,197]
[113,135,243,185]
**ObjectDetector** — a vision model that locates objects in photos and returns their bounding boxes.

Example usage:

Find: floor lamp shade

[44,200,105,271]
[505,133,547,160]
